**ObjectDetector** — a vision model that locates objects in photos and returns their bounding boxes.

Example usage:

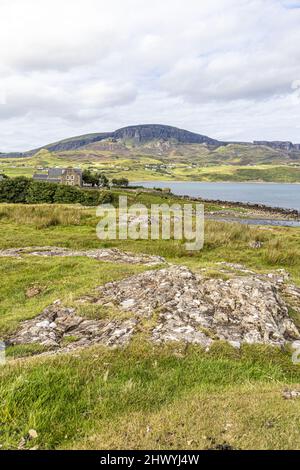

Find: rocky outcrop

[95,265,299,347]
[113,124,221,145]
[8,265,300,354]
[253,141,300,151]
[0,246,165,266]
[8,301,136,350]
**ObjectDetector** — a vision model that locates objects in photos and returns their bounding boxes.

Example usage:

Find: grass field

[0,201,300,449]
[1,147,300,182]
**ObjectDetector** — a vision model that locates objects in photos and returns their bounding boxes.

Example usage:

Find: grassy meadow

[1,146,300,182]
[0,200,300,449]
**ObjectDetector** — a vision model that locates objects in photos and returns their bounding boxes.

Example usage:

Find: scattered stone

[18,437,26,450]
[282,389,300,400]
[26,285,42,298]
[0,246,166,266]
[249,241,263,249]
[28,429,38,440]
[216,262,255,274]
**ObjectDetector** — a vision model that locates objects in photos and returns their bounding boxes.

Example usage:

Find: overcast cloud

[0,0,300,151]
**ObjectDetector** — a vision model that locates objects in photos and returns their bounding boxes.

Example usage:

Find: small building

[33,167,82,187]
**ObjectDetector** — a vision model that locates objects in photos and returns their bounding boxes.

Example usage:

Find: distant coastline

[132,181,300,216]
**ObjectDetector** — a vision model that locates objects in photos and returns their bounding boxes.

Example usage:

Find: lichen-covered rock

[0,246,165,266]
[95,265,300,347]
[8,300,137,350]
[7,265,300,354]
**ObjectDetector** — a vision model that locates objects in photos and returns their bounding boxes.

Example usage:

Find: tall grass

[0,204,93,228]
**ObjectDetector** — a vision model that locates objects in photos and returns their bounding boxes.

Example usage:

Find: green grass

[1,203,299,283]
[0,342,300,450]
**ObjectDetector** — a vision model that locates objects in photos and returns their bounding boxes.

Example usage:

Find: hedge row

[0,177,115,206]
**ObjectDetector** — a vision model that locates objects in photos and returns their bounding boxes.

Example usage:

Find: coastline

[177,194,300,219]
[132,181,300,218]
[133,179,300,185]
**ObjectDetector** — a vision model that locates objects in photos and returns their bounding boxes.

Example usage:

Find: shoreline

[178,194,300,219]
[131,181,300,218]
[128,185,300,220]
[133,179,300,185]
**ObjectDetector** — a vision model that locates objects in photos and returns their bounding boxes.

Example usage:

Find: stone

[28,429,38,440]
[95,265,300,347]
[228,341,241,349]
[8,301,137,352]
[282,389,300,400]
[249,241,263,249]
[26,285,42,298]
[120,299,136,309]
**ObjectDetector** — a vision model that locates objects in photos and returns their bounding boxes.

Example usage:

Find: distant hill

[1,124,223,157]
[1,124,300,163]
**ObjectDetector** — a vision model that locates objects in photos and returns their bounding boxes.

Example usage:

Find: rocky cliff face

[113,124,221,145]
[253,141,300,151]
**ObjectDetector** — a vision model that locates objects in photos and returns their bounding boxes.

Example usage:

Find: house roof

[33,167,82,182]
[33,174,48,180]
[33,174,61,183]
[48,168,64,178]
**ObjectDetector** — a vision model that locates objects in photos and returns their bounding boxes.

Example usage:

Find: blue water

[134,181,300,211]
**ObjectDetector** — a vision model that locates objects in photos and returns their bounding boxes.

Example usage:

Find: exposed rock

[282,389,300,400]
[28,429,38,440]
[216,262,255,274]
[7,265,300,354]
[253,140,300,151]
[8,300,137,350]
[249,241,263,249]
[113,124,221,145]
[95,265,299,347]
[26,285,42,298]
[0,246,165,266]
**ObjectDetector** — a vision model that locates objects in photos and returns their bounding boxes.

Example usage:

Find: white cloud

[0,0,300,151]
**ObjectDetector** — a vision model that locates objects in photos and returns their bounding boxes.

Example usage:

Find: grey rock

[282,389,300,400]
[249,241,263,249]
[7,265,300,355]
[0,246,165,266]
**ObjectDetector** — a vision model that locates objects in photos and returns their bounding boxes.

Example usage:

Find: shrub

[0,177,31,203]
[111,177,129,187]
[26,181,57,203]
[53,185,82,204]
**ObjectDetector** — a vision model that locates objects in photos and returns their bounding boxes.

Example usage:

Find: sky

[0,0,300,151]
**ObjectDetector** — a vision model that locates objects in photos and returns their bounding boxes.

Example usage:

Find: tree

[111,177,129,187]
[97,172,109,188]
[82,169,98,187]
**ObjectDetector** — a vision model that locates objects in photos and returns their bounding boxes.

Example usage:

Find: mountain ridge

[1,123,300,157]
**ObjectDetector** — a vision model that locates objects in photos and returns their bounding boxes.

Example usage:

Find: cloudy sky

[1,0,300,151]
